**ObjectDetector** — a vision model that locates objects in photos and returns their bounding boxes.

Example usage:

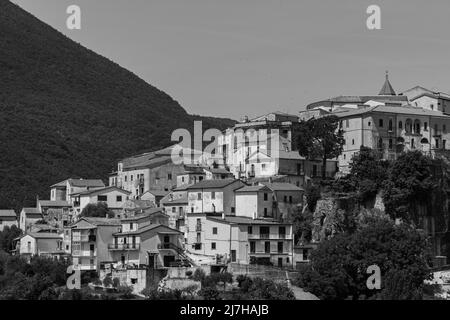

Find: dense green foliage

[0,0,235,211]
[293,115,344,178]
[295,217,432,300]
[383,151,441,222]
[0,253,70,299]
[80,203,114,218]
[0,225,22,253]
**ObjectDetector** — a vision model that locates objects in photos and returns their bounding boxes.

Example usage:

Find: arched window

[414,119,421,134]
[405,119,412,133]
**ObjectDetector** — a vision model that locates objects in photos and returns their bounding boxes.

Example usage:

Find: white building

[70,186,131,215]
[0,210,18,231]
[185,214,294,267]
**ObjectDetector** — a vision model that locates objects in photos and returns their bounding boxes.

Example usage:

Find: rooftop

[186,178,242,190]
[208,215,290,225]
[71,186,131,197]
[38,200,71,207]
[0,210,17,218]
[51,178,105,188]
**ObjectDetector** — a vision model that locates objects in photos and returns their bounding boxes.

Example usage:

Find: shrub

[112,277,120,288]
[192,268,206,282]
[103,275,113,288]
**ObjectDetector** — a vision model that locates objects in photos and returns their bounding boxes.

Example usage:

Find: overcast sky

[11,0,450,120]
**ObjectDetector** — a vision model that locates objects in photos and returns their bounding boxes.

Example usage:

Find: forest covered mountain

[0,0,236,210]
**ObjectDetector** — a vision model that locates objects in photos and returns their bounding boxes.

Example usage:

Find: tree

[348,146,388,202]
[382,151,438,222]
[294,115,344,179]
[0,225,22,253]
[81,202,114,218]
[295,216,432,300]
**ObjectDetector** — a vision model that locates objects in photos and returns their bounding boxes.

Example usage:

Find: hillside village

[2,75,450,298]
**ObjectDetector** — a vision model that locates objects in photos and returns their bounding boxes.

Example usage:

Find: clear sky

[10,0,450,120]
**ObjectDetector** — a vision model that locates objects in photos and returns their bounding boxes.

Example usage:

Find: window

[444,125,447,133]
[264,193,268,201]
[181,177,185,183]
[431,104,434,110]
[124,176,127,182]
[444,140,447,149]
[211,192,215,200]
[248,226,253,234]
[97,195,107,202]
[250,241,256,253]
[411,138,415,149]
[435,124,439,132]
[172,207,176,213]
[346,119,349,128]
[211,242,216,250]
[116,195,122,202]
[131,175,133,181]
[212,227,218,235]
[264,208,268,217]
[424,122,428,131]
[197,193,202,200]
[277,242,283,253]
[284,195,287,202]
[368,121,371,127]
[168,173,172,180]
[262,163,266,170]
[279,226,286,237]
[289,196,292,203]
[0,220,2,225]
[388,119,393,131]
[399,121,403,129]
[379,119,383,127]
[436,139,440,149]
[389,139,393,150]
[231,207,235,213]
[264,242,270,253]
[231,250,237,262]
[352,139,355,145]
[191,207,194,213]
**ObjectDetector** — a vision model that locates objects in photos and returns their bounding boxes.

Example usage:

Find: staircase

[166,243,197,267]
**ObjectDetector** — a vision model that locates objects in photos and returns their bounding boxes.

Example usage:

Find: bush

[103,275,113,288]
[112,277,120,288]
[198,287,221,300]
[185,270,193,278]
[117,285,134,299]
[192,268,206,282]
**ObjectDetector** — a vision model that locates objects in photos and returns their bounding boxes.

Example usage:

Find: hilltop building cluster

[2,74,450,292]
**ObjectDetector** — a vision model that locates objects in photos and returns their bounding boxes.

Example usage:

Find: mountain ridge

[0,0,236,210]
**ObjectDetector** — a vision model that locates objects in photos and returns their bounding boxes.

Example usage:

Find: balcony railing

[248,234,291,240]
[108,243,140,250]
[72,250,96,257]
[157,243,175,250]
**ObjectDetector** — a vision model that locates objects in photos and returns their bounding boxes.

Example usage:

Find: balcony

[157,243,177,250]
[72,250,96,257]
[195,225,202,232]
[248,233,292,240]
[108,243,140,250]
[78,235,96,242]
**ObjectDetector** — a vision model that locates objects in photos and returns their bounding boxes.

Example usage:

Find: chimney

[222,212,225,220]
[253,212,257,220]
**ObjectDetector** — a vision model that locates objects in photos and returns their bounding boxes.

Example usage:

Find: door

[231,250,236,262]
[278,258,283,268]
[148,254,155,269]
